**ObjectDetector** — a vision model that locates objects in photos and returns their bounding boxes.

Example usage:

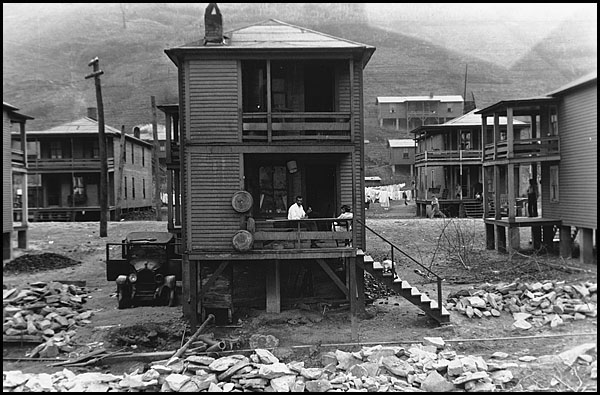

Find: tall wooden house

[3,102,33,261]
[164,4,376,326]
[20,108,154,221]
[476,71,597,263]
[376,95,464,132]
[411,109,528,218]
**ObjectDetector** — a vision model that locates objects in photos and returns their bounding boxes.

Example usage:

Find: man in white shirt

[288,196,312,219]
[288,196,317,247]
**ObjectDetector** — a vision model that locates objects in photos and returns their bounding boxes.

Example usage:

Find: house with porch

[411,109,528,218]
[476,71,596,264]
[376,94,464,132]
[19,108,154,221]
[3,102,33,261]
[387,138,416,181]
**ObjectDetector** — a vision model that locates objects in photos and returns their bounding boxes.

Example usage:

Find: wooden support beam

[559,225,572,258]
[266,260,280,313]
[199,261,230,298]
[580,228,594,265]
[316,258,348,298]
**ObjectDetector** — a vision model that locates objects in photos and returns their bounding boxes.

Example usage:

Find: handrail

[357,218,444,310]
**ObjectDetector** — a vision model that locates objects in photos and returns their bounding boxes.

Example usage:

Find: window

[50,141,62,159]
[27,141,40,159]
[91,140,99,158]
[242,60,267,112]
[550,113,558,136]
[447,105,452,113]
[390,105,396,113]
[550,165,559,202]
[460,131,471,150]
[124,177,127,200]
[143,179,146,199]
[258,165,288,215]
[131,142,134,164]
[142,147,145,166]
[132,177,135,199]
[402,148,409,159]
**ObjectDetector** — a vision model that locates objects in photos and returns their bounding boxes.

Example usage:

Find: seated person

[333,205,353,246]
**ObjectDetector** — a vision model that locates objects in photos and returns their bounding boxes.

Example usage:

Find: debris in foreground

[3,339,596,392]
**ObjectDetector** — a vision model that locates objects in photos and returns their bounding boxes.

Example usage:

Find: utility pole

[151,96,162,221]
[85,57,108,237]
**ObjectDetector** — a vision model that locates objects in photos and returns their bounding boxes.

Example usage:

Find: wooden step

[372,261,383,270]
[364,255,374,265]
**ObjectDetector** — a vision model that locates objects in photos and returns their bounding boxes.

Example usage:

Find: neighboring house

[20,108,154,221]
[387,138,415,179]
[376,94,464,131]
[476,71,597,264]
[156,104,182,233]
[164,4,375,327]
[3,102,33,261]
[411,109,528,218]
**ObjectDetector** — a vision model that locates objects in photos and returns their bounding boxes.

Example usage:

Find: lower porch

[185,249,365,331]
[484,217,563,257]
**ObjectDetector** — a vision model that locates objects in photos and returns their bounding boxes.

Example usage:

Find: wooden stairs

[463,200,484,218]
[362,254,450,324]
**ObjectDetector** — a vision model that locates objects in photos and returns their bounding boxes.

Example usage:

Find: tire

[117,287,129,309]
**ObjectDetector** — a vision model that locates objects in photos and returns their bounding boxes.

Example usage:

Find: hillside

[3,3,596,181]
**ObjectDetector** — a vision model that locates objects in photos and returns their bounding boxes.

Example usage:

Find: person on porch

[288,195,318,247]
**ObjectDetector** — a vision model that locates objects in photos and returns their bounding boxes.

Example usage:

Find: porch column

[559,225,572,258]
[580,228,594,265]
[508,227,520,251]
[485,223,495,249]
[507,163,516,220]
[495,225,506,253]
[542,226,555,252]
[266,260,281,313]
[532,226,542,250]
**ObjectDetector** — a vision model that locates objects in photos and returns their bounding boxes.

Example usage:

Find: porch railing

[484,136,559,161]
[242,112,351,142]
[28,157,115,170]
[415,149,482,164]
[252,218,353,250]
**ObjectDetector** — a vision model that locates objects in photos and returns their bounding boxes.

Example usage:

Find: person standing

[527,179,538,217]
[430,194,446,218]
[402,191,408,205]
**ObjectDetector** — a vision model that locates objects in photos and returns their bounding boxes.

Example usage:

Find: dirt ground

[3,199,597,391]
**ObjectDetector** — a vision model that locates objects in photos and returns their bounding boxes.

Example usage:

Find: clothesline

[365,183,412,203]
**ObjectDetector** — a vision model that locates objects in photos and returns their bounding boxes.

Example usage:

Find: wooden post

[85,57,108,237]
[266,260,280,313]
[151,96,162,221]
[115,125,127,220]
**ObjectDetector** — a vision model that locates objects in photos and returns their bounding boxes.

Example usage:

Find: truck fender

[116,275,128,285]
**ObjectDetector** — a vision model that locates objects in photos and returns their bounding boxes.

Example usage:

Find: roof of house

[410,109,528,135]
[376,95,464,104]
[26,117,152,146]
[166,19,375,65]
[388,139,416,148]
[547,71,597,97]
[3,101,34,120]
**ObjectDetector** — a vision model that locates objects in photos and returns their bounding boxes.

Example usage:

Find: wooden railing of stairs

[358,220,450,324]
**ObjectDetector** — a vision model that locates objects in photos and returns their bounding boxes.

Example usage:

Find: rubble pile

[3,253,81,274]
[364,272,397,302]
[2,338,531,392]
[446,281,597,329]
[3,281,92,356]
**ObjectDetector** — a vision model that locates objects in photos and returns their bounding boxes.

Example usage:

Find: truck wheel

[117,288,129,309]
[168,289,176,307]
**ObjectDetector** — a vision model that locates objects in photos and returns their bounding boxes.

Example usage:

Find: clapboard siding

[556,83,597,229]
[187,60,239,143]
[188,153,241,251]
[3,109,12,233]
[352,62,362,145]
[337,62,350,112]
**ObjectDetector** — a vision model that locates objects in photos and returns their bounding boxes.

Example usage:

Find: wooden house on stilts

[163,4,376,328]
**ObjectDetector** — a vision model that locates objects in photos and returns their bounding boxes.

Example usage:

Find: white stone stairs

[362,254,450,324]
